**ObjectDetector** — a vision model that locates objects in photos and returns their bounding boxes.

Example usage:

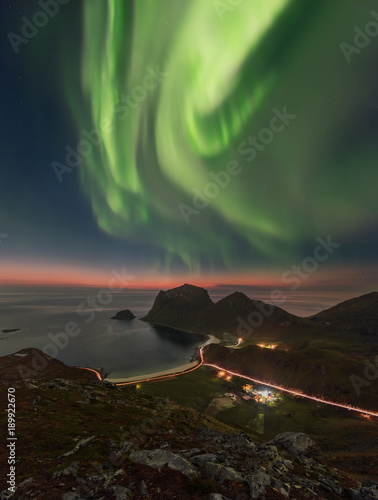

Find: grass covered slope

[202,343,378,413]
[1,349,374,499]
[140,365,378,483]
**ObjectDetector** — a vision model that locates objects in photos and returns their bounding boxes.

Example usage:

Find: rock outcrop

[111,309,136,320]
[269,432,321,458]
[130,449,200,478]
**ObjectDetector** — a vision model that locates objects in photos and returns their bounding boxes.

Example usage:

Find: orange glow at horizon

[0,260,212,288]
[0,259,376,290]
[0,260,282,289]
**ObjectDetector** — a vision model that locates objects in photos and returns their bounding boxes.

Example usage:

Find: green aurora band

[67,0,378,274]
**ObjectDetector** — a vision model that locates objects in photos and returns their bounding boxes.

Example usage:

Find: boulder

[269,432,320,457]
[204,462,244,483]
[190,453,218,466]
[256,444,280,464]
[318,473,343,495]
[351,479,378,499]
[61,493,84,500]
[59,436,96,458]
[246,468,271,499]
[227,434,256,453]
[106,485,132,499]
[129,449,200,478]
[180,447,202,457]
[271,477,290,497]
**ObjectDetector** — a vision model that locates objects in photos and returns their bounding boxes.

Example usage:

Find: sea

[0,286,359,380]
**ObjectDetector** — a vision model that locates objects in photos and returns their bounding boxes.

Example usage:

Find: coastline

[104,334,220,384]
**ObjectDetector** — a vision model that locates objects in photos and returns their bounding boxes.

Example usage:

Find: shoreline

[104,334,220,384]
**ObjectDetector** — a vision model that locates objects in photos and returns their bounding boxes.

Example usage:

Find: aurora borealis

[0,0,377,288]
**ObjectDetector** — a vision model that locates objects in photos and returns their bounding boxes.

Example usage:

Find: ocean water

[0,286,206,379]
[0,286,358,379]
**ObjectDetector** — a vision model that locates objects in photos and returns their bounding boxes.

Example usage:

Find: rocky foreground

[1,350,377,499]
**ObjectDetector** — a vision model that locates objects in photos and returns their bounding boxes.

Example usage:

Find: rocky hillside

[1,349,376,499]
[309,291,378,336]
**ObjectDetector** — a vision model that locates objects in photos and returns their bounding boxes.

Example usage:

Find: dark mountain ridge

[141,285,378,341]
[142,284,298,337]
[309,291,378,336]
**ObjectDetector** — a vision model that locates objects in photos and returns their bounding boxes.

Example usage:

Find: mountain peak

[215,291,252,311]
[167,283,208,294]
[142,284,213,327]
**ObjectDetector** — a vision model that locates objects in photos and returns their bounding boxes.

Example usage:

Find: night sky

[0,0,377,289]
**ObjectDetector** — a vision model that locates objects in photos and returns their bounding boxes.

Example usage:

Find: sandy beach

[105,334,220,384]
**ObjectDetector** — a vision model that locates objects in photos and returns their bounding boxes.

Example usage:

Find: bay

[0,286,206,379]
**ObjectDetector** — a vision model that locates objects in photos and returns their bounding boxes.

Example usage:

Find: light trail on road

[114,358,204,386]
[76,346,378,418]
[200,348,378,419]
[76,366,102,381]
[76,356,204,386]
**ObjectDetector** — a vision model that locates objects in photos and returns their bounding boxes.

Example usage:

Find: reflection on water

[0,287,206,379]
[152,325,207,346]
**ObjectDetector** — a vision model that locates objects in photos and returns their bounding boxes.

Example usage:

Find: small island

[111,309,136,320]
